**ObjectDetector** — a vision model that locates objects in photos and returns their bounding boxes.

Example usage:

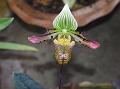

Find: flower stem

[58,60,64,89]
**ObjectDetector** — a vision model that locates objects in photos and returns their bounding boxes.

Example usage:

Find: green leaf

[53,4,78,31]
[13,73,45,89]
[0,42,38,51]
[62,0,76,8]
[0,18,14,31]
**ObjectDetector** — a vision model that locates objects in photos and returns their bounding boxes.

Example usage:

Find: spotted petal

[53,4,78,31]
[28,33,58,43]
[72,34,100,49]
[28,35,51,44]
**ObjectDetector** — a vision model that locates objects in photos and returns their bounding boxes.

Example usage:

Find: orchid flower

[28,4,100,64]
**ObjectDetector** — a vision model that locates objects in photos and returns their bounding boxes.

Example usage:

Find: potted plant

[8,4,120,89]
[28,4,100,64]
[7,0,120,29]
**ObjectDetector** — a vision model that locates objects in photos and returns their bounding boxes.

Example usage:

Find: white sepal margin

[53,4,78,31]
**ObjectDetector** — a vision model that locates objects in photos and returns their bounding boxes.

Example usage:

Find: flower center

[62,29,67,33]
[57,38,70,46]
[54,35,71,46]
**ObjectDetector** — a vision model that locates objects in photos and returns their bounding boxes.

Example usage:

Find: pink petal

[28,36,41,43]
[87,41,100,49]
[28,35,50,43]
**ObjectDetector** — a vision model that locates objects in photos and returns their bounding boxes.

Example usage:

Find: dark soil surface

[25,0,64,13]
[25,0,97,13]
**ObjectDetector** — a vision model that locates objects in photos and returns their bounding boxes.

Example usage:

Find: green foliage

[0,42,38,51]
[0,18,38,51]
[0,18,14,31]
[14,73,44,89]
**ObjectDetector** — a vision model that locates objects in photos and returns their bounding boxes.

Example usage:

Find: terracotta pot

[7,0,120,29]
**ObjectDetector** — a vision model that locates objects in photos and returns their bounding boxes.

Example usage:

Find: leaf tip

[11,17,14,22]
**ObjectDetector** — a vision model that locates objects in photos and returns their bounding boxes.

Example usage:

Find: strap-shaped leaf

[0,42,38,51]
[53,4,78,31]
[0,18,14,31]
[13,73,44,89]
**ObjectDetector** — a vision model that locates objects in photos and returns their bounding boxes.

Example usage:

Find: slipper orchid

[28,4,100,64]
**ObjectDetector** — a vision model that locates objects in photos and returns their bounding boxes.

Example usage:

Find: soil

[25,0,97,13]
[25,0,64,13]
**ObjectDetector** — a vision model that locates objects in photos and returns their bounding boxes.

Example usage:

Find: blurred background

[0,0,120,89]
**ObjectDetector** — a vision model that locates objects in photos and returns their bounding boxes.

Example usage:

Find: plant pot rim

[7,0,120,29]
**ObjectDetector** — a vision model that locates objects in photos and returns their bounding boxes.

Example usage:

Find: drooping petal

[85,40,100,49]
[28,35,51,44]
[53,4,78,31]
[71,34,100,49]
[28,32,58,44]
